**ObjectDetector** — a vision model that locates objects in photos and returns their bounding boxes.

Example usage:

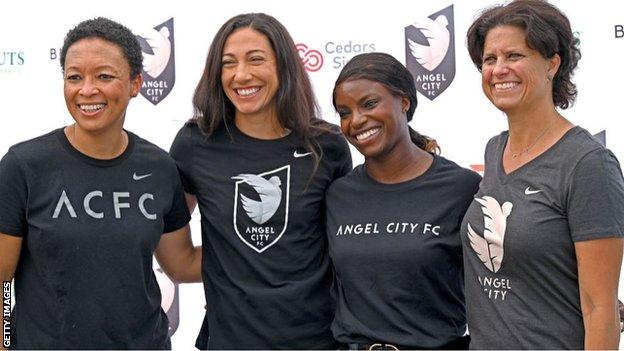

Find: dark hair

[466,0,581,109]
[332,52,439,154]
[60,17,143,79]
[193,13,333,164]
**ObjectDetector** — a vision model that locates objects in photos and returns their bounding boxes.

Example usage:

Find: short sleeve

[163,172,191,234]
[567,148,624,241]
[170,123,197,195]
[334,135,352,180]
[0,149,28,236]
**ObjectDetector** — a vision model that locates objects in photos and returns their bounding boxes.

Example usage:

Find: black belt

[346,335,470,350]
[348,343,400,351]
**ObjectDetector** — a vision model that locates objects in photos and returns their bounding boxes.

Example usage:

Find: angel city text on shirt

[335,222,442,236]
[478,275,512,301]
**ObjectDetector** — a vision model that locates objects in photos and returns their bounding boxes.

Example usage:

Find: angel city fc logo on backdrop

[466,196,513,273]
[232,165,290,253]
[154,267,179,336]
[137,18,175,105]
[405,5,455,100]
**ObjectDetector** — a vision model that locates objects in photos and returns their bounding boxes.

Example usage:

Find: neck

[65,124,128,159]
[506,101,561,152]
[234,111,287,139]
[365,141,433,184]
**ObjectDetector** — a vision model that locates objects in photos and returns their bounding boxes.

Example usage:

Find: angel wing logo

[466,196,513,273]
[232,174,282,225]
[232,165,290,253]
[136,18,176,105]
[138,27,171,79]
[407,15,450,72]
[404,5,455,100]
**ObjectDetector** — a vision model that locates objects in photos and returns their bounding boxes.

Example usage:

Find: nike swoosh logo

[133,172,152,180]
[524,187,542,195]
[293,150,313,158]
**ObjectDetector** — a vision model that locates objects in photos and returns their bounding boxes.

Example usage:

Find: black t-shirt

[325,156,481,348]
[170,121,352,349]
[0,128,190,349]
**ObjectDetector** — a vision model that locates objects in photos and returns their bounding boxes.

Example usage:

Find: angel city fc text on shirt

[334,221,442,236]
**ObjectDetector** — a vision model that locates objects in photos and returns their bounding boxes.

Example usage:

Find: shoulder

[547,127,609,172]
[315,122,348,147]
[561,126,605,156]
[485,131,508,153]
[6,128,63,164]
[326,165,364,195]
[436,155,481,180]
[172,120,203,145]
[434,155,482,193]
[312,122,350,160]
[129,131,177,167]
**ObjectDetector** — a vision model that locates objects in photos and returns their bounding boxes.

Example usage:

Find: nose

[351,110,368,130]
[233,63,252,83]
[79,77,99,96]
[492,58,509,76]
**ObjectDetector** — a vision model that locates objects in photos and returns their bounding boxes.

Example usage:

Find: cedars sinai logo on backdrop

[405,5,455,100]
[137,18,175,105]
[296,43,323,72]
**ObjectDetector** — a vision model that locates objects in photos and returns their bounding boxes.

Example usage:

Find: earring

[547,74,553,81]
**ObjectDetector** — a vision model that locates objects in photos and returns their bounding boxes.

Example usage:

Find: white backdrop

[2,0,623,349]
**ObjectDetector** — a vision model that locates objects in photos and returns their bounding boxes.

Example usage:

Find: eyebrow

[222,49,267,57]
[64,64,120,72]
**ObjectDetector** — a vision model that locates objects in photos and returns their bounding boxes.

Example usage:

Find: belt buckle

[368,343,399,351]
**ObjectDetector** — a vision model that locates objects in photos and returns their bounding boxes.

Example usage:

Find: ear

[130,74,143,98]
[547,53,561,80]
[401,96,410,113]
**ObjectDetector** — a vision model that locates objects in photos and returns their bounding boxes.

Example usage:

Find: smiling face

[334,78,411,160]
[221,27,279,122]
[63,37,141,136]
[481,25,560,115]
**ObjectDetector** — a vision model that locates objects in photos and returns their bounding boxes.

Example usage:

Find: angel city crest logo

[137,18,175,105]
[232,165,290,253]
[405,5,455,100]
[467,196,513,300]
[466,196,513,273]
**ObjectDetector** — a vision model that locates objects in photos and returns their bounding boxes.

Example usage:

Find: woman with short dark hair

[0,17,201,349]
[462,0,624,348]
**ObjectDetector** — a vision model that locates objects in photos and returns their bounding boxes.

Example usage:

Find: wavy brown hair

[332,52,439,154]
[192,13,335,169]
[466,0,581,109]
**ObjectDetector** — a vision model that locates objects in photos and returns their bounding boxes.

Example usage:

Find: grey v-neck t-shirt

[461,126,624,349]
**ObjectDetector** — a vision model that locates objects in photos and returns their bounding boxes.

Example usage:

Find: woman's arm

[0,233,21,350]
[575,237,623,350]
[155,225,202,283]
[155,192,201,283]
[0,233,21,285]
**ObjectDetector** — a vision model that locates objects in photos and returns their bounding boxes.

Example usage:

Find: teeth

[356,128,381,141]
[494,82,518,90]
[80,104,105,112]
[237,87,260,96]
